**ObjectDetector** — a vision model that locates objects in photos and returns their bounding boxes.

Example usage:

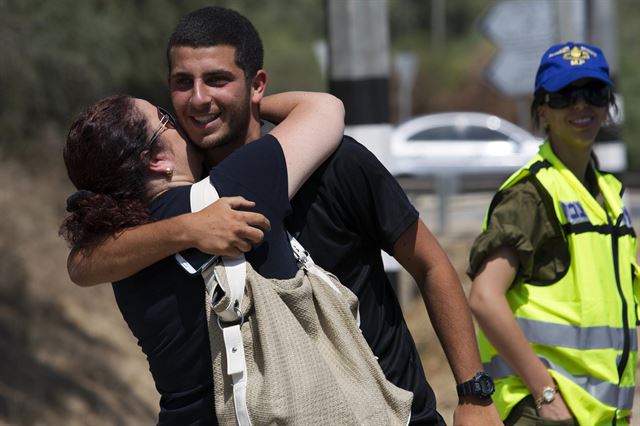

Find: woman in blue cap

[467,42,638,425]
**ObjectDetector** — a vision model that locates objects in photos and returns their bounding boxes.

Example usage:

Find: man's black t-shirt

[112,135,444,425]
[286,137,444,425]
[112,135,292,425]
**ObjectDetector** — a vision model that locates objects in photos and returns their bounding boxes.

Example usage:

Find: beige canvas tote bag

[188,177,413,426]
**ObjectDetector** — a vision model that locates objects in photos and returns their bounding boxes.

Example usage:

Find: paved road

[403,188,640,421]
[409,188,640,237]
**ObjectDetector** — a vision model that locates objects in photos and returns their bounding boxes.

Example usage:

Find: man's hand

[453,397,502,426]
[188,196,270,256]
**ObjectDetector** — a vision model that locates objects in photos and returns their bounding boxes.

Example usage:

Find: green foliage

[214,0,325,93]
[3,0,639,173]
[0,0,325,152]
[619,0,640,170]
[0,0,179,148]
[389,0,488,39]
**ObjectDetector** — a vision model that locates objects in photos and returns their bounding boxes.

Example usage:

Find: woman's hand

[537,392,573,420]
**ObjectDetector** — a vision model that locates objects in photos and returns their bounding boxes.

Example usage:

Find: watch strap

[456,380,475,397]
[456,372,495,398]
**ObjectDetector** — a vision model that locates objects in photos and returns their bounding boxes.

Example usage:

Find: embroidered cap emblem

[547,45,597,67]
[564,46,589,65]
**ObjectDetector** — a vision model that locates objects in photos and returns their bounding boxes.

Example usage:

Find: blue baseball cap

[534,42,612,93]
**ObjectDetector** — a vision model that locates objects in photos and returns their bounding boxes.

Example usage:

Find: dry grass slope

[0,152,467,425]
[2,152,639,425]
[0,155,158,425]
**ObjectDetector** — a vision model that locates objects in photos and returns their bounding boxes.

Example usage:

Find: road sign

[479,0,557,96]
[480,0,556,48]
[484,47,547,96]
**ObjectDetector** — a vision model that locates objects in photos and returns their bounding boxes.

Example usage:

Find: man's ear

[250,70,267,104]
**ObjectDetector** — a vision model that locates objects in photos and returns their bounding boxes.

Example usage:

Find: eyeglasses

[544,83,611,109]
[147,106,177,148]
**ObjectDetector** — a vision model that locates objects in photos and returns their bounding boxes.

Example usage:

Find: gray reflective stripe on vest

[484,355,634,410]
[516,317,638,351]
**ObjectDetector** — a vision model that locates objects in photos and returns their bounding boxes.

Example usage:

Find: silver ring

[216,305,245,330]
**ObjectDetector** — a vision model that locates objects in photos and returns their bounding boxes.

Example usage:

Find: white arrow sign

[484,47,548,96]
[480,0,557,96]
[480,0,556,48]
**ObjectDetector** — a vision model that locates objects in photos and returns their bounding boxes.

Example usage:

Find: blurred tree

[0,0,179,149]
[389,0,487,41]
[0,0,326,153]
[619,0,640,171]
[1,0,638,172]
[218,0,325,93]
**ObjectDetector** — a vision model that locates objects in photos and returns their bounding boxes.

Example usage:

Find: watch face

[471,372,495,397]
[479,375,495,396]
[543,387,556,402]
[457,372,495,398]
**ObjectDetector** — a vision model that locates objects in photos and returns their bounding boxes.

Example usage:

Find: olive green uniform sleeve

[467,178,569,285]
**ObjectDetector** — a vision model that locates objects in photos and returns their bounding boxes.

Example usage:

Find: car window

[408,125,511,142]
[464,126,511,141]
[408,126,461,141]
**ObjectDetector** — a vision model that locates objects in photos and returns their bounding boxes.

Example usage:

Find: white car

[389,112,626,177]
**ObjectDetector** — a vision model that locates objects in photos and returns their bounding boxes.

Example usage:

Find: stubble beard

[194,93,252,161]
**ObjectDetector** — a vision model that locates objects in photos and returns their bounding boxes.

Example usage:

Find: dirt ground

[0,157,158,425]
[403,192,640,424]
[1,156,471,425]
[400,231,480,424]
[2,156,640,425]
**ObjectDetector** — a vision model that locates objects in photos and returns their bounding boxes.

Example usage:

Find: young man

[68,7,500,425]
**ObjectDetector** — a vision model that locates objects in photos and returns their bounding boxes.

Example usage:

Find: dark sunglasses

[147,106,178,147]
[544,83,612,109]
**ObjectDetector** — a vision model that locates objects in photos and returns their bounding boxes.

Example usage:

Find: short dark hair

[60,95,153,250]
[166,6,264,80]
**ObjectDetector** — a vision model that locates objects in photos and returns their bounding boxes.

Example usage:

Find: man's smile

[190,112,221,127]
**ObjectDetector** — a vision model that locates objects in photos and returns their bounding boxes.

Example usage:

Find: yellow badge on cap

[562,46,594,66]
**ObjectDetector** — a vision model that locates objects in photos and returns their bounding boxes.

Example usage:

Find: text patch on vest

[623,207,633,228]
[560,201,589,224]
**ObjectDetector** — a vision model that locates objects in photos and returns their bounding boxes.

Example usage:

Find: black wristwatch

[456,372,495,399]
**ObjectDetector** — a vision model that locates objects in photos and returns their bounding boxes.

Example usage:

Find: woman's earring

[539,116,549,133]
[165,167,174,178]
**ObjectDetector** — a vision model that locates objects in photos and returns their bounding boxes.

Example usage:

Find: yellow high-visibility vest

[478,141,638,424]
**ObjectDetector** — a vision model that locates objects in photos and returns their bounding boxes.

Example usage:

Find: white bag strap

[223,324,251,426]
[288,233,361,326]
[190,178,247,322]
[288,233,340,294]
[189,178,252,426]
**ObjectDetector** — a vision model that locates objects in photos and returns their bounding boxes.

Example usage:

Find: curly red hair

[60,95,153,250]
